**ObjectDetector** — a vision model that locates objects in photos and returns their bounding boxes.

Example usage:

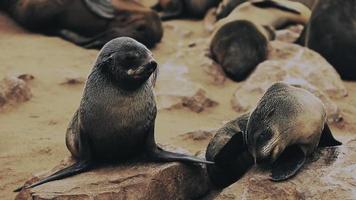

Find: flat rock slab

[213,139,356,200]
[16,159,210,200]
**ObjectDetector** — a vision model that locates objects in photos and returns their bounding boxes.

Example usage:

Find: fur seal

[210,0,311,81]
[246,82,341,181]
[1,0,163,48]
[152,0,220,20]
[14,37,213,192]
[297,0,356,80]
[205,113,254,188]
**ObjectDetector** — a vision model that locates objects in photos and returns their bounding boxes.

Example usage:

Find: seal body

[210,0,311,81]
[246,82,341,181]
[3,0,163,48]
[152,0,220,20]
[298,0,356,80]
[15,37,212,192]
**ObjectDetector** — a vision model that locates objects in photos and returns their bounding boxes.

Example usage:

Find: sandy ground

[0,3,356,200]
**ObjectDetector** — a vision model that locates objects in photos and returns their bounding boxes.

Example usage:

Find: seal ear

[318,123,342,147]
[270,145,306,181]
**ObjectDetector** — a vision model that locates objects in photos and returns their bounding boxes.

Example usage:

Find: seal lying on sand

[152,0,220,20]
[14,37,213,192]
[1,0,163,48]
[210,0,311,81]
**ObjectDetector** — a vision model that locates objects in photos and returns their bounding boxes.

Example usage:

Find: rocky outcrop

[0,75,32,111]
[16,157,210,200]
[213,139,356,200]
[232,41,347,122]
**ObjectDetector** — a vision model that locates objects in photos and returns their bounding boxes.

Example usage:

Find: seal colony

[210,0,311,81]
[14,37,213,192]
[206,82,341,186]
[0,0,163,48]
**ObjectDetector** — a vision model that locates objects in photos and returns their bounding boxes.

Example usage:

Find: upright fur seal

[210,0,311,81]
[297,0,356,80]
[152,0,220,20]
[246,82,341,181]
[1,0,163,48]
[14,37,213,192]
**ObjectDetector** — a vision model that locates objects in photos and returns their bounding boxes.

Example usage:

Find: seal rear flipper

[270,145,306,181]
[82,0,116,19]
[148,146,214,164]
[214,131,246,165]
[13,160,92,192]
[58,29,107,49]
[318,123,342,147]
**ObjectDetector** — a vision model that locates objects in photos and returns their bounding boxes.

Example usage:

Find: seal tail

[149,146,214,164]
[13,160,91,192]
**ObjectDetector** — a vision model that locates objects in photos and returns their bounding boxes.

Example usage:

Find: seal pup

[152,0,220,20]
[14,37,213,192]
[2,0,163,49]
[246,82,341,181]
[205,113,254,188]
[297,0,356,80]
[210,0,311,81]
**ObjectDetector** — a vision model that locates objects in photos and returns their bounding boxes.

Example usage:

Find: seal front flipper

[270,145,306,181]
[82,0,116,19]
[58,29,108,49]
[145,126,213,164]
[318,123,342,148]
[13,160,92,192]
[207,131,253,187]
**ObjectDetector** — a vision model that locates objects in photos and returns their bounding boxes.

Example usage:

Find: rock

[155,62,217,112]
[60,76,86,85]
[201,59,227,86]
[213,139,356,200]
[16,157,210,200]
[182,89,218,113]
[232,41,347,122]
[0,76,32,111]
[275,25,304,43]
[179,130,215,142]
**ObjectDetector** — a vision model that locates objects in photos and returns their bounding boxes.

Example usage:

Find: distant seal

[1,0,163,48]
[210,0,311,81]
[297,0,356,80]
[152,0,220,20]
[205,113,254,188]
[246,82,341,181]
[14,37,213,192]
[215,0,247,19]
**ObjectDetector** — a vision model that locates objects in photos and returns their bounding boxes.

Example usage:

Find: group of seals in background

[210,0,356,81]
[14,37,213,192]
[206,82,341,187]
[0,0,163,48]
[209,0,311,81]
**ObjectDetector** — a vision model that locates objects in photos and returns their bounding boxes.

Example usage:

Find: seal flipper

[270,145,306,181]
[145,125,213,164]
[58,29,108,49]
[82,0,116,19]
[210,131,254,187]
[13,160,92,192]
[318,123,342,147]
[159,0,184,21]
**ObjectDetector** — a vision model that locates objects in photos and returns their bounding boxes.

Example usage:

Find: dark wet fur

[210,20,268,81]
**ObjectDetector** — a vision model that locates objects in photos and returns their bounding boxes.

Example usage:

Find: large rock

[0,75,32,111]
[16,157,210,200]
[213,139,356,200]
[155,61,218,112]
[232,41,347,122]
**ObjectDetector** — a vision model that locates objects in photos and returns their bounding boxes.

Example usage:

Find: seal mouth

[127,60,157,79]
